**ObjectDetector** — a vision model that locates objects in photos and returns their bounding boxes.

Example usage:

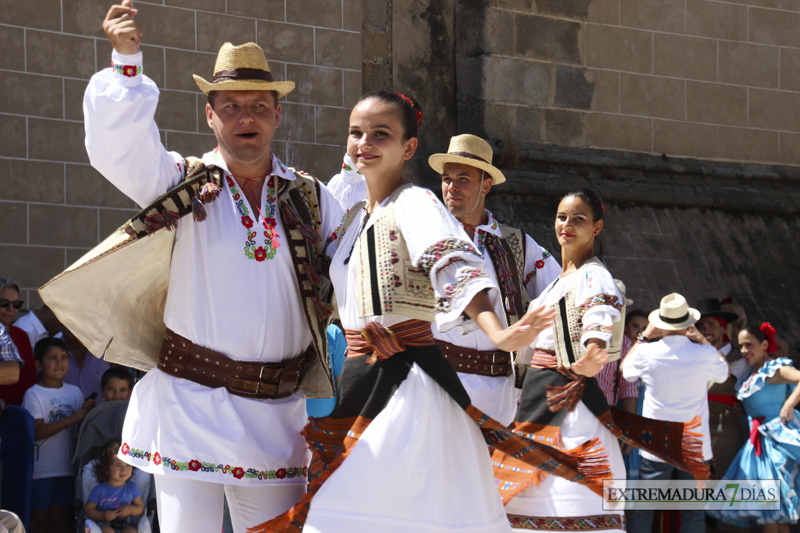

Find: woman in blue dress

[710,323,800,532]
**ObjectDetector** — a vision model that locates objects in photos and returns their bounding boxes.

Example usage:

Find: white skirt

[304,363,512,533]
[119,368,309,486]
[505,401,626,532]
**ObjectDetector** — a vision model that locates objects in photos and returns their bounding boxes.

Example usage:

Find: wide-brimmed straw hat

[193,42,295,98]
[614,279,634,307]
[428,134,506,185]
[648,293,701,331]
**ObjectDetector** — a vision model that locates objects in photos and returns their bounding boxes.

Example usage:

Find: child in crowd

[84,441,145,533]
[23,337,96,533]
[100,367,133,402]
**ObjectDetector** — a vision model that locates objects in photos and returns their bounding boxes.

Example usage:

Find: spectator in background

[13,304,62,355]
[721,297,747,349]
[62,328,109,401]
[0,324,23,388]
[624,309,648,342]
[0,278,35,405]
[100,368,133,403]
[23,337,95,533]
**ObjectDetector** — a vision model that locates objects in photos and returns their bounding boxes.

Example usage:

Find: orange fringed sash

[345,319,435,364]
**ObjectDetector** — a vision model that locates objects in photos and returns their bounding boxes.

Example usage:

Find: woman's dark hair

[357,91,423,140]
[93,441,122,484]
[561,188,604,221]
[625,309,648,325]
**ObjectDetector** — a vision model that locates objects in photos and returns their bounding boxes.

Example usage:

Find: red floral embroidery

[254,247,267,262]
[153,452,162,466]
[232,467,245,479]
[242,216,254,228]
[188,459,201,471]
[535,259,545,269]
[121,443,130,455]
[264,217,276,228]
[275,468,287,479]
[122,65,137,77]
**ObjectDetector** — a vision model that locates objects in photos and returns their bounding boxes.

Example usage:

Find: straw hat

[428,134,506,185]
[193,42,295,98]
[648,293,701,331]
[614,279,634,307]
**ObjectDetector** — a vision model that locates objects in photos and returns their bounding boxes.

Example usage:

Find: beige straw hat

[428,134,506,185]
[193,42,295,98]
[648,293,701,331]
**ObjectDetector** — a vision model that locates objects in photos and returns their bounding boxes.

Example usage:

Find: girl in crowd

[501,189,628,532]
[710,323,800,533]
[84,441,145,533]
[254,92,558,533]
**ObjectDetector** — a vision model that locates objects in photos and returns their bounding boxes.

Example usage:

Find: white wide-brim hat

[193,42,295,98]
[428,134,506,185]
[648,292,701,331]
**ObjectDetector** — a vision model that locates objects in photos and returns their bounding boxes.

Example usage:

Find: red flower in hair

[760,322,778,353]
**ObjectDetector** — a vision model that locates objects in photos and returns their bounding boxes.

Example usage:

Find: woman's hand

[781,401,796,425]
[570,342,609,377]
[487,305,555,353]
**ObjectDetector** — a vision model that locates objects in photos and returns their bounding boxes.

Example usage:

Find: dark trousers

[627,457,708,533]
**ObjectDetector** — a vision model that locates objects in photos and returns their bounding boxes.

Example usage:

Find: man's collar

[474,210,501,236]
[205,150,295,181]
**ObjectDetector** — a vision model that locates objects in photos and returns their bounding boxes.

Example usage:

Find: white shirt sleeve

[84,50,183,208]
[523,234,560,299]
[574,265,623,348]
[622,344,645,382]
[708,347,730,383]
[395,187,499,334]
[22,387,44,420]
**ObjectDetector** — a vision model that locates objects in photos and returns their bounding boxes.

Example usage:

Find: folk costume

[41,43,345,532]
[327,154,367,209]
[709,357,800,527]
[427,135,560,425]
[499,268,710,532]
[254,185,610,533]
[696,298,751,478]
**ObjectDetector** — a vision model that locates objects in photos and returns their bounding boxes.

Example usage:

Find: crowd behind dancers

[2,3,800,533]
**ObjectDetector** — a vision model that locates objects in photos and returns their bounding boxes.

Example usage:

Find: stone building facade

[2,0,799,348]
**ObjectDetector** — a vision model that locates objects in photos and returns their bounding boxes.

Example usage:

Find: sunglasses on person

[0,299,23,310]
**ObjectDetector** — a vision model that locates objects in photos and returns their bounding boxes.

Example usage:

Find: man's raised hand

[102,1,142,55]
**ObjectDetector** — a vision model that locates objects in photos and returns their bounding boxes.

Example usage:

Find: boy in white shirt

[622,293,729,533]
[22,337,95,533]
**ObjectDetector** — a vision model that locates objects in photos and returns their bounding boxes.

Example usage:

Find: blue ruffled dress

[709,357,800,527]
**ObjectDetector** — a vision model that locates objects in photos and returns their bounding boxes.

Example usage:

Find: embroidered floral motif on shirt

[113,63,141,78]
[327,211,347,245]
[226,175,281,262]
[576,294,623,319]
[437,267,485,314]
[417,238,479,275]
[524,250,552,285]
[122,444,307,481]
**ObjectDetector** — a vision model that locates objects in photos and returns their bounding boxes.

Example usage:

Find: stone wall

[0,0,362,306]
[457,0,800,166]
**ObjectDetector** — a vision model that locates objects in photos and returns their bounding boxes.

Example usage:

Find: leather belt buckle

[490,363,503,376]
[491,352,505,364]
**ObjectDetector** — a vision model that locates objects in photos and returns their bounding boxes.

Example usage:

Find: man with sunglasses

[0,279,34,405]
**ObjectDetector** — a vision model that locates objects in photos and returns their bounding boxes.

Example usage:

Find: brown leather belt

[157,328,310,399]
[436,340,513,377]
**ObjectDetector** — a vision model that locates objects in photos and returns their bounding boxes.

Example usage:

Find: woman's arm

[465,291,554,352]
[768,365,800,424]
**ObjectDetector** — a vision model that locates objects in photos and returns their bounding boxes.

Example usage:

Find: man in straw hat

[72,3,346,532]
[622,293,729,533]
[428,134,560,425]
[696,298,751,489]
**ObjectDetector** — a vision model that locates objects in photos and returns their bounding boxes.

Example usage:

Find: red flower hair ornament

[760,322,778,354]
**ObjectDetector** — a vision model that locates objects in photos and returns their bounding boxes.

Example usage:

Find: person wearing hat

[77,3,346,532]
[428,134,560,425]
[696,298,752,484]
[623,293,730,533]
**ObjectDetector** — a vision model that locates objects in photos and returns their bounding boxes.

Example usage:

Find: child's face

[108,455,133,485]
[35,347,69,383]
[102,377,132,401]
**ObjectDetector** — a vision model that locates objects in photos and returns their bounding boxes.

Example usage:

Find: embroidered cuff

[111,50,143,87]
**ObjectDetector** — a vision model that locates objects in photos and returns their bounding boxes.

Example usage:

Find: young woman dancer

[710,323,800,533]
[251,92,564,533]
